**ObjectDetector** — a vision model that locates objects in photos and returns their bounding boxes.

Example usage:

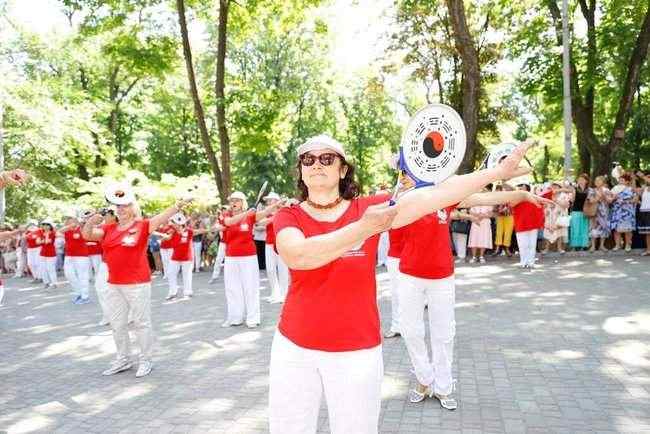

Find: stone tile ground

[1,255,649,433]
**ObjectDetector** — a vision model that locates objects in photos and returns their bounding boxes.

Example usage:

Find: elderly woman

[589,175,614,252]
[39,219,58,288]
[569,174,592,250]
[82,184,190,378]
[610,173,637,251]
[269,134,534,433]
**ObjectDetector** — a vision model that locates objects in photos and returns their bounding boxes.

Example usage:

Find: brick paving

[1,254,649,433]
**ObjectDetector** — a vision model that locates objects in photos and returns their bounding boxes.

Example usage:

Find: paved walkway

[1,255,650,434]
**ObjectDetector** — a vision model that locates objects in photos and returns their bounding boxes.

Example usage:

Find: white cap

[297,134,347,159]
[105,183,136,206]
[264,192,280,201]
[78,210,93,220]
[228,191,247,201]
[170,212,187,225]
[41,218,55,227]
[27,219,38,228]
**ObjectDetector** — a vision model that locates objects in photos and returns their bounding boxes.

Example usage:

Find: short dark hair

[295,156,360,201]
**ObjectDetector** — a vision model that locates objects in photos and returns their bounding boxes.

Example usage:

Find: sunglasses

[299,153,339,167]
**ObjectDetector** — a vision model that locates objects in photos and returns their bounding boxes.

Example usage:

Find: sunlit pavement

[1,255,650,434]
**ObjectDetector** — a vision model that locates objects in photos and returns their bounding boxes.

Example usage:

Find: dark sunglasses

[299,152,339,167]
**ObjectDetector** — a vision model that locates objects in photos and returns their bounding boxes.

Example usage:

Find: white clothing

[89,254,102,276]
[269,331,383,434]
[0,284,4,305]
[95,262,110,323]
[452,232,468,259]
[211,242,226,279]
[377,231,389,266]
[167,260,193,297]
[15,248,26,278]
[160,248,172,276]
[398,273,455,396]
[265,244,282,300]
[277,254,289,301]
[640,189,650,211]
[385,256,401,334]
[223,255,260,326]
[64,256,90,299]
[27,247,41,279]
[40,256,58,285]
[192,241,202,272]
[104,282,153,363]
[516,229,538,267]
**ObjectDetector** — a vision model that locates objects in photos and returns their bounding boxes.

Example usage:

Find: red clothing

[101,220,151,285]
[64,227,89,257]
[86,240,103,256]
[273,195,387,352]
[387,226,406,258]
[39,230,56,257]
[218,213,229,243]
[513,194,546,232]
[25,229,43,249]
[171,229,193,262]
[159,225,175,249]
[224,213,256,257]
[399,206,456,280]
[265,219,275,245]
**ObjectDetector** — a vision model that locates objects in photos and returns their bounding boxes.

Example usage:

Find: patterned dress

[590,187,611,238]
[610,186,636,232]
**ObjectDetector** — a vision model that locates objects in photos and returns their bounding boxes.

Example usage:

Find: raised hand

[496,140,536,181]
[359,202,398,236]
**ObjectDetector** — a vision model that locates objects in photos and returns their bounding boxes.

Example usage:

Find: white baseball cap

[297,134,347,159]
[170,212,187,226]
[228,191,247,201]
[78,210,93,220]
[264,192,280,201]
[41,218,55,227]
[105,183,136,206]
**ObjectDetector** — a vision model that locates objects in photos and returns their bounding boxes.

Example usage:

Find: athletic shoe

[29,278,38,283]
[78,297,90,305]
[408,384,432,403]
[433,392,458,410]
[221,321,243,328]
[184,294,193,298]
[73,295,82,304]
[102,360,133,376]
[135,361,153,378]
[479,256,486,264]
[98,319,110,326]
[383,331,400,339]
[165,294,176,301]
[208,278,217,284]
[468,257,477,264]
[246,323,260,329]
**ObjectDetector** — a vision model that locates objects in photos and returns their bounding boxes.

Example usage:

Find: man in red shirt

[61,216,91,304]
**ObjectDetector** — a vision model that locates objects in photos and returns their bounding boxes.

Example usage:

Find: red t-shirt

[512,192,549,232]
[39,230,56,257]
[159,225,175,249]
[387,226,406,258]
[25,229,43,249]
[86,240,103,256]
[218,214,228,244]
[101,220,151,285]
[171,229,193,262]
[224,213,256,257]
[274,195,388,352]
[64,227,89,257]
[399,206,456,280]
[265,219,275,245]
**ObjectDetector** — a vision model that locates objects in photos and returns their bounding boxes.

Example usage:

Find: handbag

[451,220,471,234]
[583,199,598,217]
[556,215,571,228]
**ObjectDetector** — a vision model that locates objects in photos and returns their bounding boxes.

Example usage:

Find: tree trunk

[446,0,481,174]
[176,0,226,202]
[215,0,231,196]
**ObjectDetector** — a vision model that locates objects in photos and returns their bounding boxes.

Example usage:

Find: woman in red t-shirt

[25,221,43,282]
[82,183,190,378]
[215,192,283,328]
[513,182,548,268]
[269,135,535,434]
[209,207,228,283]
[39,219,58,288]
[60,216,91,304]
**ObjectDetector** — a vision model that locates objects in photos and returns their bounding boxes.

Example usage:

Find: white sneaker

[102,360,133,376]
[98,318,110,326]
[135,360,153,378]
[208,278,217,284]
[468,257,477,264]
[479,256,486,264]
[246,323,260,329]
[165,294,176,301]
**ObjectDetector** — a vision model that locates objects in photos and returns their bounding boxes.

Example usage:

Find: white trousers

[104,282,153,363]
[452,232,468,259]
[95,262,109,323]
[265,244,281,300]
[0,283,4,305]
[398,273,455,396]
[64,256,90,299]
[160,248,172,276]
[167,260,193,297]
[27,247,41,279]
[89,254,102,277]
[211,242,226,279]
[192,241,202,271]
[40,256,58,285]
[224,255,260,326]
[386,256,401,333]
[269,331,383,434]
[516,229,538,266]
[377,231,389,266]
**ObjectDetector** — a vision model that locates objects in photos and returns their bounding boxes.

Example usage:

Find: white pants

[167,260,193,297]
[95,262,110,323]
[27,247,41,279]
[211,242,226,279]
[386,256,401,334]
[269,331,383,434]
[224,255,260,326]
[89,254,102,277]
[516,229,538,266]
[277,254,289,300]
[104,282,153,363]
[192,241,202,272]
[0,283,4,305]
[64,256,90,299]
[452,232,468,259]
[265,244,281,300]
[398,273,455,396]
[377,232,389,266]
[40,256,58,285]
[160,248,172,276]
